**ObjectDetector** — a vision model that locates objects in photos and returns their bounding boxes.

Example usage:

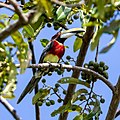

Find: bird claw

[46,61,52,68]
[59,63,62,69]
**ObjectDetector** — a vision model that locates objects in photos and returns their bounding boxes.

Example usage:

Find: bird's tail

[17,71,44,104]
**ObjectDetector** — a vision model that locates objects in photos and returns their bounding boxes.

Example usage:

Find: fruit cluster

[81,61,109,83]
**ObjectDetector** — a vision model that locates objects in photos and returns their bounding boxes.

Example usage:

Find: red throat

[49,40,65,59]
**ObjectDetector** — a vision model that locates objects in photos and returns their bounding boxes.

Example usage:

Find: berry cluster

[81,61,109,83]
[37,80,67,107]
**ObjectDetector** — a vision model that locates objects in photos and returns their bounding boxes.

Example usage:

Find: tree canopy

[0,0,120,120]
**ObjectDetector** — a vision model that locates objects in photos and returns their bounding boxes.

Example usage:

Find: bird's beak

[60,28,85,39]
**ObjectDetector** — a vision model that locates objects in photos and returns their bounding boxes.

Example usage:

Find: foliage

[0,0,120,120]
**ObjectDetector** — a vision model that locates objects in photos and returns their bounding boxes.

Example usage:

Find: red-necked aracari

[17,28,85,104]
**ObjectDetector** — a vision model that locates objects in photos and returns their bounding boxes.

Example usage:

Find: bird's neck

[49,40,65,59]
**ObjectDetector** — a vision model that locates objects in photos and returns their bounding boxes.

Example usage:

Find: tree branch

[16,63,115,93]
[59,17,95,120]
[105,76,120,120]
[0,1,15,11]
[0,10,35,42]
[9,0,27,22]
[0,96,21,120]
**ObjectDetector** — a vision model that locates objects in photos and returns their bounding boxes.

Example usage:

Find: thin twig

[0,96,21,120]
[0,1,15,11]
[15,63,115,93]
[9,0,28,23]
[95,40,99,62]
[0,10,35,42]
[83,82,94,113]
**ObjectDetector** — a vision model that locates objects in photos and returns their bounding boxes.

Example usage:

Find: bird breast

[50,40,65,59]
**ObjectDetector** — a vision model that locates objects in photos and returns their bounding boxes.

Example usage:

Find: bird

[17,28,85,104]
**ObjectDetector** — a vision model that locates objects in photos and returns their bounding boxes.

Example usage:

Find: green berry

[66,55,71,60]
[42,79,46,83]
[50,100,55,105]
[57,98,62,103]
[81,74,87,80]
[54,68,59,72]
[63,90,67,95]
[55,83,60,88]
[103,71,108,79]
[84,63,88,68]
[67,68,71,72]
[68,20,73,24]
[100,61,105,67]
[98,67,104,73]
[79,95,86,101]
[81,72,85,77]
[54,88,58,92]
[72,106,76,111]
[93,62,99,70]
[54,26,59,30]
[86,80,91,83]
[89,61,94,66]
[100,98,105,103]
[46,102,51,106]
[37,101,43,106]
[47,23,52,28]
[39,88,43,93]
[57,70,62,75]
[48,72,52,76]
[73,14,79,20]
[103,65,109,71]
[64,61,69,65]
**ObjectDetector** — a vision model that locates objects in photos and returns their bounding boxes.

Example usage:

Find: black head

[51,28,86,44]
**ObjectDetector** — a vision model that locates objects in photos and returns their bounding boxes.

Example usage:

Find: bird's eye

[51,32,61,40]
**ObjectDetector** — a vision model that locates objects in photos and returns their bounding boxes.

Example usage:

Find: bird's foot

[46,61,52,68]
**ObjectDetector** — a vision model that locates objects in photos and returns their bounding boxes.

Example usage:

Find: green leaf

[90,26,103,51]
[51,102,71,117]
[96,0,105,19]
[0,14,8,20]
[33,0,53,23]
[70,105,82,112]
[32,88,50,104]
[11,14,19,20]
[1,62,17,99]
[0,22,6,30]
[73,37,83,52]
[40,39,49,47]
[11,31,24,45]
[11,31,29,74]
[40,0,53,18]
[58,77,90,88]
[4,42,16,48]
[23,1,34,10]
[71,89,88,103]
[56,6,71,21]
[84,99,101,120]
[91,20,120,51]
[22,24,34,38]
[103,20,120,34]
[100,31,118,53]
[31,15,45,32]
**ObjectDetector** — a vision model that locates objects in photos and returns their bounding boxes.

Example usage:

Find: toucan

[17,28,85,104]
